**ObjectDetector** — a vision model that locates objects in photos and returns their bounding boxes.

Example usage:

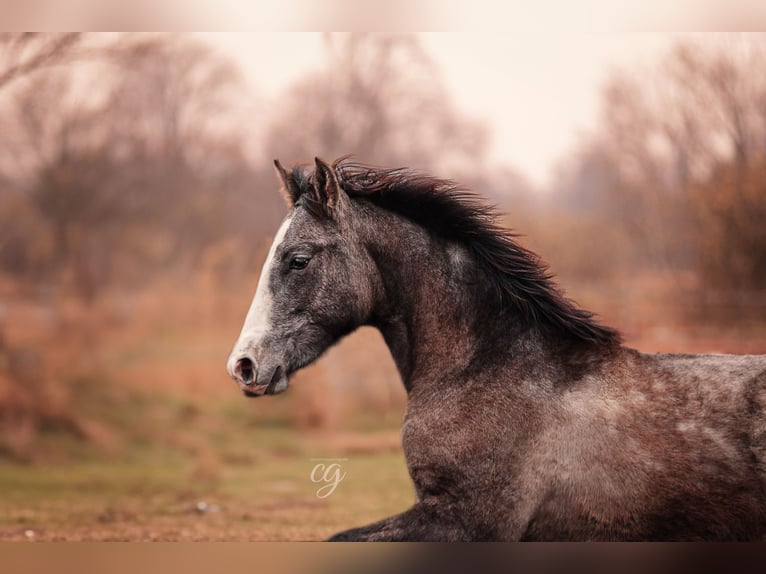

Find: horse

[226,156,766,541]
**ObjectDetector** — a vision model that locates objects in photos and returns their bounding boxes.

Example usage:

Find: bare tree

[0,34,270,300]
[557,33,766,292]
[266,33,488,176]
[105,35,244,162]
[0,34,84,92]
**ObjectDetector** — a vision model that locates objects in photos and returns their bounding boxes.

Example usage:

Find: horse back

[525,350,766,540]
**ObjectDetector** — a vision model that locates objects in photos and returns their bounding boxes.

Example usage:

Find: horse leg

[327,503,471,541]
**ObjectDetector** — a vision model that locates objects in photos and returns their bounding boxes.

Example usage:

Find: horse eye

[289,255,310,270]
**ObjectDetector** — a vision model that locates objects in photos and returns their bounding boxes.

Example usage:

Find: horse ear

[314,157,346,217]
[273,159,301,206]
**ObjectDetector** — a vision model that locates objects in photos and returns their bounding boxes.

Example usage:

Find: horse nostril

[235,357,256,385]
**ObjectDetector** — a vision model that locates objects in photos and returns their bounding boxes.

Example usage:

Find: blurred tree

[265,33,488,177]
[690,159,766,291]
[0,33,83,92]
[0,35,271,300]
[102,35,274,264]
[544,142,637,279]
[556,34,766,291]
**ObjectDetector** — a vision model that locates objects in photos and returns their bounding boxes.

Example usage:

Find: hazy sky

[202,33,690,187]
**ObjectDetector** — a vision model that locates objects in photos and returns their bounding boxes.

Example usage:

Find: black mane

[291,158,621,347]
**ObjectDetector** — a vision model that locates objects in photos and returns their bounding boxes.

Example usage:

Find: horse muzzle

[228,352,289,397]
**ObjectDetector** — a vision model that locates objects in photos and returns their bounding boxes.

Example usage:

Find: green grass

[0,388,414,540]
[0,441,413,540]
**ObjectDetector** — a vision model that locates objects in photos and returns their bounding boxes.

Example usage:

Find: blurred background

[0,32,765,541]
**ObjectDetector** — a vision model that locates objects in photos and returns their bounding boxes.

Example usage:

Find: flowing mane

[290,158,620,347]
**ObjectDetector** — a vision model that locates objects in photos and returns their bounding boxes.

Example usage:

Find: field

[0,428,412,541]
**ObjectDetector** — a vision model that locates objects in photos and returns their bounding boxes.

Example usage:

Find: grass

[0,426,414,541]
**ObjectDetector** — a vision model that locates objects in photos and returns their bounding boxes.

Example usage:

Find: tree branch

[0,33,83,92]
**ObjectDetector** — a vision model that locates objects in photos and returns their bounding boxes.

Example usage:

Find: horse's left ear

[314,157,347,217]
[274,159,301,207]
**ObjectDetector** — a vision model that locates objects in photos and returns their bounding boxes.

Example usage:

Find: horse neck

[359,206,532,391]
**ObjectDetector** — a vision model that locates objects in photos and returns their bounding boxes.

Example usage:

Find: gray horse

[227,157,766,541]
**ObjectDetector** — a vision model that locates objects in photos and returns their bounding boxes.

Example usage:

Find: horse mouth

[242,366,288,398]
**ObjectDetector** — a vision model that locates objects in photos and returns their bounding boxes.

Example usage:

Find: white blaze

[240,214,294,339]
[227,214,293,374]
